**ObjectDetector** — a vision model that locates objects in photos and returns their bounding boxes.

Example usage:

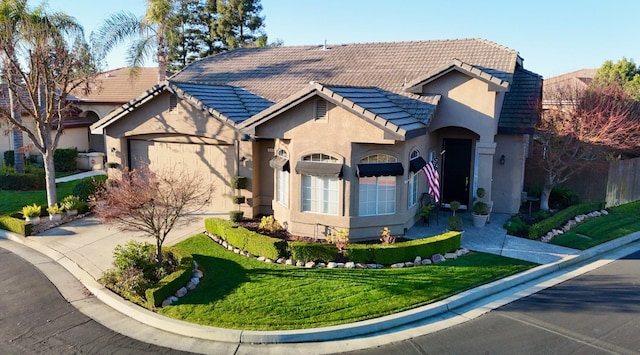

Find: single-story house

[0,67,162,162]
[91,38,542,240]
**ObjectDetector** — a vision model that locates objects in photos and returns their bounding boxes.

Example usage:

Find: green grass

[160,234,535,330]
[0,180,79,214]
[551,201,640,250]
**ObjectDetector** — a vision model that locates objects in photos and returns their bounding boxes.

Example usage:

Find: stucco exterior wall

[492,134,528,213]
[0,119,89,160]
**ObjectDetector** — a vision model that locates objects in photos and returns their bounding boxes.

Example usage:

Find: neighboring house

[0,67,161,162]
[91,38,542,240]
[543,68,596,95]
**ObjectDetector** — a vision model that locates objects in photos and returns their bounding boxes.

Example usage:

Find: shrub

[54,148,78,172]
[259,215,282,234]
[0,171,45,190]
[4,150,14,166]
[448,215,463,231]
[345,231,461,265]
[449,201,461,215]
[289,242,338,262]
[528,201,605,239]
[100,240,183,307]
[205,218,288,260]
[47,204,63,215]
[0,215,32,236]
[326,229,349,252]
[503,215,528,235]
[230,176,248,190]
[231,195,246,204]
[379,227,396,244]
[21,203,42,218]
[229,210,244,222]
[73,176,107,201]
[472,201,489,215]
[145,251,193,308]
[61,195,86,211]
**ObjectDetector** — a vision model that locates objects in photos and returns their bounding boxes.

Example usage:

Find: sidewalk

[2,171,640,353]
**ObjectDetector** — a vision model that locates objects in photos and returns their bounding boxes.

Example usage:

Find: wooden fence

[606,157,640,207]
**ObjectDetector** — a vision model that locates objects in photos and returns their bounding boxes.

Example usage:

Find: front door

[441,138,472,208]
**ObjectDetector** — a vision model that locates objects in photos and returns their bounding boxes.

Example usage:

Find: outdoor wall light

[499,154,506,165]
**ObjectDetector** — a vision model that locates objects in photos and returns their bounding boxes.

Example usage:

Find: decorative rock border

[540,209,609,243]
[160,260,204,307]
[204,230,470,269]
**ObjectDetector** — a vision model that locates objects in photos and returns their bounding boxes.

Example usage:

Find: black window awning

[269,156,290,172]
[409,156,427,173]
[357,162,404,177]
[295,161,343,177]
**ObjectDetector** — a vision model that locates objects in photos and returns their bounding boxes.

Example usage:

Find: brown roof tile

[73,67,166,103]
[172,38,520,102]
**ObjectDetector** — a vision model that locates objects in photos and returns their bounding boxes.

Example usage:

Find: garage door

[128,139,234,212]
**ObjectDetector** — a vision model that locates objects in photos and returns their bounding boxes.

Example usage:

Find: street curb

[2,229,640,344]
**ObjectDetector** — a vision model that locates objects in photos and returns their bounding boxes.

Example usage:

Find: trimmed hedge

[528,201,605,239]
[289,242,338,262]
[0,171,45,190]
[345,232,462,265]
[204,218,288,260]
[145,249,194,308]
[73,175,107,201]
[54,148,78,172]
[4,150,14,166]
[0,215,32,236]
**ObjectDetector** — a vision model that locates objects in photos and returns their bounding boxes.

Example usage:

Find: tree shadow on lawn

[176,254,249,305]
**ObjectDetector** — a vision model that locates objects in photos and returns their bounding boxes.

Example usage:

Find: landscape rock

[305,261,316,268]
[221,241,228,248]
[161,299,173,307]
[421,259,432,265]
[186,281,197,291]
[444,252,457,260]
[345,262,356,268]
[296,260,305,267]
[404,262,414,267]
[457,248,470,256]
[277,258,285,264]
[285,259,294,265]
[336,263,345,268]
[601,209,609,215]
[233,248,241,254]
[414,256,422,264]
[366,264,378,269]
[193,269,203,279]
[257,256,266,262]
[356,263,367,269]
[175,287,188,298]
[227,245,234,251]
[190,277,200,286]
[316,263,326,268]
[431,254,446,263]
[391,263,404,268]
[192,260,198,269]
[265,258,273,263]
[169,296,179,303]
[327,262,338,268]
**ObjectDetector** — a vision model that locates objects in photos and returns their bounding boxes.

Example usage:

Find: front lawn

[551,201,640,250]
[160,234,535,330]
[0,180,79,215]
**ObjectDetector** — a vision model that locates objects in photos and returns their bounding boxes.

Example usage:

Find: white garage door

[128,139,234,212]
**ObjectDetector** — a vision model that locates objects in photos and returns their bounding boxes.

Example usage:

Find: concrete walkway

[2,170,640,353]
[55,169,106,183]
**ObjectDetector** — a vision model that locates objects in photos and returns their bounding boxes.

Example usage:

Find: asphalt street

[344,249,640,355]
[0,247,191,355]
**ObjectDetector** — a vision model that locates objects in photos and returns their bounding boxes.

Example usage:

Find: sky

[45,0,640,79]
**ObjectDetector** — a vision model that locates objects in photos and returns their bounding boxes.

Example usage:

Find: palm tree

[0,1,94,206]
[91,0,173,83]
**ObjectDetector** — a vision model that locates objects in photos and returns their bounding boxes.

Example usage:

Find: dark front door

[441,138,472,207]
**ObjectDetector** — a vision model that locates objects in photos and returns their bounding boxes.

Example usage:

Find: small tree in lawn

[535,82,640,210]
[91,164,213,263]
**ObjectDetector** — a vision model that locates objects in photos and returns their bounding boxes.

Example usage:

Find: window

[408,150,421,208]
[300,153,340,215]
[314,99,328,121]
[358,154,398,216]
[275,149,289,207]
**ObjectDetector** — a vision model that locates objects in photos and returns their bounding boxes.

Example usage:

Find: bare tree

[535,82,640,210]
[91,165,213,263]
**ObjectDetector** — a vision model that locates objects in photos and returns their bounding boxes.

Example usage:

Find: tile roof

[543,68,596,97]
[171,38,520,102]
[404,59,510,93]
[498,67,542,134]
[317,84,440,139]
[169,82,273,124]
[73,67,166,103]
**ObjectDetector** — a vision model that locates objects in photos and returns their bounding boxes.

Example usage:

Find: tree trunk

[43,152,57,207]
[540,184,552,211]
[156,237,163,264]
[12,127,25,173]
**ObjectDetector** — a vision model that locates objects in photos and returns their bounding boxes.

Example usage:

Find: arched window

[299,153,341,215]
[358,154,400,216]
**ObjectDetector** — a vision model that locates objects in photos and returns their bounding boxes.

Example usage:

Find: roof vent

[104,73,111,78]
[321,40,329,51]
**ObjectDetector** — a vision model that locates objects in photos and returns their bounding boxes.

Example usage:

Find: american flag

[422,158,440,202]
